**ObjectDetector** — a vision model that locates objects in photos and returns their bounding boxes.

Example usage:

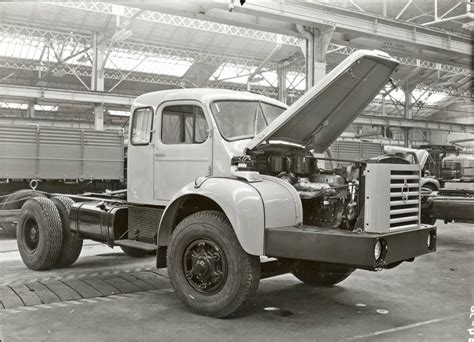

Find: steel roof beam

[123,1,472,61]
[0,84,135,106]
[355,115,473,133]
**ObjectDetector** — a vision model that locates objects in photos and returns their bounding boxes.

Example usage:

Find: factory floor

[0,221,472,342]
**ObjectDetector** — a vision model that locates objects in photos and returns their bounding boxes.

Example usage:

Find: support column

[94,104,104,131]
[91,32,105,130]
[313,27,333,85]
[91,32,105,92]
[27,100,35,118]
[403,83,416,147]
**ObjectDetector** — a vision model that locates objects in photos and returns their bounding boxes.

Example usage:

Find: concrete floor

[0,221,472,342]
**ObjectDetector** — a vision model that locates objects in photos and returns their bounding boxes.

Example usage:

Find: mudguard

[158,176,302,256]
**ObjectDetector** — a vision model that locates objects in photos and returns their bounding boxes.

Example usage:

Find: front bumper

[264,224,436,270]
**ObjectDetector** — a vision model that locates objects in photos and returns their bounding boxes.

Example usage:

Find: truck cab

[15,50,437,318]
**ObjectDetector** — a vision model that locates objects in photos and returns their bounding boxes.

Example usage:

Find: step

[114,239,157,252]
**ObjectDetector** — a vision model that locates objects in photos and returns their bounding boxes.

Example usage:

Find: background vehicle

[0,125,124,235]
[383,146,440,191]
[11,50,436,318]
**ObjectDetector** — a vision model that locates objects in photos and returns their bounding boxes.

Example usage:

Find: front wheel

[167,210,260,318]
[291,261,354,287]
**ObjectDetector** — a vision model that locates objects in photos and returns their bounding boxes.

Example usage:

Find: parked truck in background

[0,125,125,235]
[11,50,436,318]
[424,154,474,225]
[381,145,474,224]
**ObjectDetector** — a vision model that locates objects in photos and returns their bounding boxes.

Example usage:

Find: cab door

[153,101,212,202]
[127,106,156,204]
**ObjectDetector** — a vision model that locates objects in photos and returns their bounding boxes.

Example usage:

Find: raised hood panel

[246,50,399,153]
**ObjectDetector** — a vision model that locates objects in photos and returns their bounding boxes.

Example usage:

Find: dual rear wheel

[17,196,83,270]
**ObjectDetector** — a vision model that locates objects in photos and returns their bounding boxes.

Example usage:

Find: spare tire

[1,190,46,237]
[51,196,83,268]
[17,197,63,270]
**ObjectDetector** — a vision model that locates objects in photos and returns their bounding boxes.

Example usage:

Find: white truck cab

[15,50,436,318]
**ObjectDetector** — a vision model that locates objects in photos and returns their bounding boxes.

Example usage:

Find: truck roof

[133,88,287,109]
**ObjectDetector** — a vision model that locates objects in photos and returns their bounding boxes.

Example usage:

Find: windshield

[210,101,286,141]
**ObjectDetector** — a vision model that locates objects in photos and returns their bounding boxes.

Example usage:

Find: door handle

[154,152,166,157]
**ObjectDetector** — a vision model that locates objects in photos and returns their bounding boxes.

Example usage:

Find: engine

[251,150,360,229]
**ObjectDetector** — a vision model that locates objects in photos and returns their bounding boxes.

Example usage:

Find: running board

[114,239,157,252]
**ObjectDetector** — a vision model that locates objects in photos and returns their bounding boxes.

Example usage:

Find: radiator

[364,163,421,233]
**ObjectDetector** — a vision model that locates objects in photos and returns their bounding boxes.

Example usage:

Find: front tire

[292,261,354,287]
[167,210,260,318]
[17,197,63,270]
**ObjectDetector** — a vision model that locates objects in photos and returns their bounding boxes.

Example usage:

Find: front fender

[421,177,440,190]
[158,176,302,256]
[159,178,264,255]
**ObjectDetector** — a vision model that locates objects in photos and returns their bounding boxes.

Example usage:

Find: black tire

[421,197,436,225]
[17,197,63,270]
[120,246,149,258]
[292,261,354,287]
[1,190,46,236]
[51,196,83,268]
[167,210,260,318]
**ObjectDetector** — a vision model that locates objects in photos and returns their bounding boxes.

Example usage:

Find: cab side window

[161,105,208,144]
[131,107,153,145]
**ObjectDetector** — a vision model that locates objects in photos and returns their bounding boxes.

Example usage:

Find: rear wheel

[167,210,260,318]
[292,261,354,287]
[1,190,46,236]
[51,196,83,268]
[17,197,63,270]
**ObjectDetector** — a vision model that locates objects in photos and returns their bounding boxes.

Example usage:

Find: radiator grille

[364,163,421,233]
[389,170,420,230]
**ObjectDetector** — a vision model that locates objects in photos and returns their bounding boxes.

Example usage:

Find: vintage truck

[422,154,474,225]
[383,146,440,191]
[14,50,436,318]
[0,125,125,235]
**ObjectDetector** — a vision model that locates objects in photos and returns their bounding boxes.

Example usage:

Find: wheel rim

[24,218,39,253]
[183,238,227,294]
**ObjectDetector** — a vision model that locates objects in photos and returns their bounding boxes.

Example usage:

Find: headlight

[374,240,382,261]
[427,233,431,248]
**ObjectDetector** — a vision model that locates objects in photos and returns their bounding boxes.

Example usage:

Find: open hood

[246,50,399,153]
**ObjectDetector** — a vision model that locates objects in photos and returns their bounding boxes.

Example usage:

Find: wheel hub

[29,227,38,242]
[183,239,227,294]
[24,218,39,253]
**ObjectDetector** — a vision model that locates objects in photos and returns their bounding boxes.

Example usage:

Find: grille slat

[390,207,419,215]
[390,199,419,206]
[390,215,419,224]
[389,169,420,230]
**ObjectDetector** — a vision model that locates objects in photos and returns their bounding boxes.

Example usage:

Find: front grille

[364,163,421,233]
[389,170,420,230]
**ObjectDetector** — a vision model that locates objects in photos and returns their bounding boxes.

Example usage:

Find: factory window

[161,105,208,144]
[131,107,154,145]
